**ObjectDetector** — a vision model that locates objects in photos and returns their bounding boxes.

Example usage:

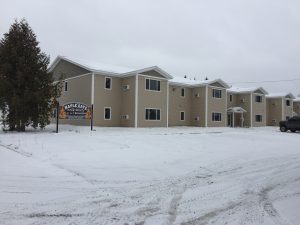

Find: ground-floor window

[104,107,111,120]
[212,112,222,121]
[180,111,185,121]
[145,108,160,120]
[255,115,262,122]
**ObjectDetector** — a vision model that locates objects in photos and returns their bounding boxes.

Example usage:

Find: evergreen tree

[0,19,60,131]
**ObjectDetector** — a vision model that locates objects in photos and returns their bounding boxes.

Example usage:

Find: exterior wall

[227,93,238,108]
[266,98,283,126]
[283,98,293,120]
[207,86,226,127]
[93,75,122,127]
[252,93,266,127]
[52,60,90,81]
[235,94,251,127]
[57,75,92,126]
[120,76,136,127]
[137,75,168,127]
[294,102,300,116]
[168,85,192,126]
[191,87,206,127]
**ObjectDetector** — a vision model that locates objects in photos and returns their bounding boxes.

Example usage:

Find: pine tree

[0,19,60,131]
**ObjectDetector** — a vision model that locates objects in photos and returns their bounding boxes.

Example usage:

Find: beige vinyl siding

[93,75,122,127]
[207,86,226,127]
[52,59,90,81]
[137,75,168,127]
[266,98,283,126]
[227,93,237,108]
[120,76,136,127]
[294,102,300,116]
[235,94,251,127]
[283,98,293,119]
[57,75,92,126]
[252,94,266,127]
[168,85,192,126]
[191,87,206,126]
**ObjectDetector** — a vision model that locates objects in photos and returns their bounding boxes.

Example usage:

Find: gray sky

[1,0,300,95]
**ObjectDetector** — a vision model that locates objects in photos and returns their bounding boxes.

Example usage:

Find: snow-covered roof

[227,86,268,95]
[293,98,300,102]
[227,107,247,113]
[266,93,295,99]
[48,55,173,79]
[169,77,230,88]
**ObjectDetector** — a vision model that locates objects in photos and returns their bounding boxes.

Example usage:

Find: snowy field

[0,125,300,225]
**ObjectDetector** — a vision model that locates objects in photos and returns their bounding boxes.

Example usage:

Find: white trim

[104,77,112,90]
[59,72,92,82]
[144,108,161,121]
[135,73,138,128]
[282,97,285,120]
[205,85,208,127]
[250,93,253,127]
[104,107,111,120]
[145,78,161,92]
[180,111,185,121]
[138,74,168,80]
[120,66,173,79]
[167,82,169,127]
[91,72,95,105]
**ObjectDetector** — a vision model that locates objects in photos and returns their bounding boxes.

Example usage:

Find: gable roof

[169,77,230,88]
[227,86,268,95]
[294,98,300,103]
[48,55,173,79]
[266,93,296,99]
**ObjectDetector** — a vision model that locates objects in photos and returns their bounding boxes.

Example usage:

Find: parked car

[279,117,300,132]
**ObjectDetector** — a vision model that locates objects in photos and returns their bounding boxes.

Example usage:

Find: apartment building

[169,78,229,127]
[227,87,268,127]
[266,93,295,126]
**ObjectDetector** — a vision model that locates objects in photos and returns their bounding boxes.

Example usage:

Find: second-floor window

[229,94,233,102]
[64,81,68,92]
[146,78,160,91]
[212,89,222,98]
[286,100,290,106]
[256,95,262,103]
[105,77,112,89]
[181,88,185,97]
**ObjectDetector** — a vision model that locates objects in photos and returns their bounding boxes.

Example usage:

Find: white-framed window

[180,111,185,121]
[145,108,160,120]
[145,78,160,91]
[212,112,222,121]
[229,94,233,102]
[105,77,112,90]
[181,88,185,97]
[212,89,222,98]
[104,107,111,120]
[255,95,262,103]
[286,99,290,106]
[64,81,68,92]
[255,115,262,122]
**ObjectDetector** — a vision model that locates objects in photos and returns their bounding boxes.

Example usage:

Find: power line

[229,78,300,85]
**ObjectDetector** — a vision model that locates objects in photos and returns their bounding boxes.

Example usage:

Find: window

[146,79,160,91]
[105,77,112,89]
[212,89,222,98]
[229,94,233,102]
[255,115,262,122]
[104,107,111,120]
[286,100,290,106]
[145,109,160,120]
[212,112,222,121]
[256,95,262,103]
[181,88,185,97]
[180,111,185,121]
[64,81,68,92]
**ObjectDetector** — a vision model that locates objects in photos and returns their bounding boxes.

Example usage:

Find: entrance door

[227,113,232,127]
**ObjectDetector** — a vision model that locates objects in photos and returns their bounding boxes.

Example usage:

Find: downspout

[134,73,138,128]
[250,92,253,127]
[205,85,208,127]
[166,80,169,128]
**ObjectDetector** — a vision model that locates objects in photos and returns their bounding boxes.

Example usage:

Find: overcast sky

[1,0,300,95]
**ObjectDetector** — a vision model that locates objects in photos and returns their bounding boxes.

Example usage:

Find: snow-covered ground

[0,125,300,225]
